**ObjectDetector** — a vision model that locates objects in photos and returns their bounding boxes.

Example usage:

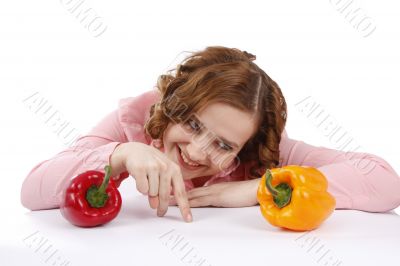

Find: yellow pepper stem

[265,169,292,208]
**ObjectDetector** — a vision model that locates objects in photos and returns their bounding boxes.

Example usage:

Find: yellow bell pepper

[257,165,336,231]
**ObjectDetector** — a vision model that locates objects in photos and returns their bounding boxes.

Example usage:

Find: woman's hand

[169,178,261,208]
[110,142,192,222]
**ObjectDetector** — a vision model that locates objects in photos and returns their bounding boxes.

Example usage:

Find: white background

[0,0,399,265]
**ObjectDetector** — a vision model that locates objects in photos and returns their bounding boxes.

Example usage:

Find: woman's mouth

[176,145,204,170]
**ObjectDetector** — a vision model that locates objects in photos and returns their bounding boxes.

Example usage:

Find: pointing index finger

[171,172,193,223]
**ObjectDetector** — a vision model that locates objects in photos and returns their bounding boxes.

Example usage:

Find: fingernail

[186,213,193,222]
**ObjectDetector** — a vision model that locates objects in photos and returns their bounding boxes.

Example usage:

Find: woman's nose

[186,140,208,163]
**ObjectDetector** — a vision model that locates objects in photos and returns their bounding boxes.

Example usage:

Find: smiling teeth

[180,150,200,166]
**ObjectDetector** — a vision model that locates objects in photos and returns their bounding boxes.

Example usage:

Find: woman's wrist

[250,177,261,206]
[110,143,128,177]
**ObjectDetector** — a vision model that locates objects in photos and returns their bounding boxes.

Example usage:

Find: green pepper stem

[98,165,112,194]
[265,169,279,197]
[264,169,292,208]
[85,165,113,208]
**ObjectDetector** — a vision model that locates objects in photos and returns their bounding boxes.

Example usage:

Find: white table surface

[2,180,399,266]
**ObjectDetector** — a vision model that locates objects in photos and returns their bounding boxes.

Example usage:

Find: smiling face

[161,102,259,180]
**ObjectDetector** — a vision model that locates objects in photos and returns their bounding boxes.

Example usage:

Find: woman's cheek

[216,154,238,172]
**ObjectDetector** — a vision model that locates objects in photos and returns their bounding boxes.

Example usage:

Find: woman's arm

[279,134,400,212]
[20,109,129,211]
[21,90,160,211]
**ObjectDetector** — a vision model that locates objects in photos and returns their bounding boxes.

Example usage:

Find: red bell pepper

[60,165,127,227]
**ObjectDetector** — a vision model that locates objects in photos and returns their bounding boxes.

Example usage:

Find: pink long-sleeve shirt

[21,89,400,212]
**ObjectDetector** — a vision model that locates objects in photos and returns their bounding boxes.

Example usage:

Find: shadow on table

[229,208,400,236]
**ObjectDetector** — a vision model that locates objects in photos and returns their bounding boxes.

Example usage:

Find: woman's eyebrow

[192,115,239,148]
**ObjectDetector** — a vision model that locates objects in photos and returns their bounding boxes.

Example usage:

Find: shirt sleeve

[20,109,130,211]
[279,132,400,212]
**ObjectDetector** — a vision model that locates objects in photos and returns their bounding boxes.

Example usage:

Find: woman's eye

[188,119,201,131]
[185,119,232,151]
[217,141,232,151]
